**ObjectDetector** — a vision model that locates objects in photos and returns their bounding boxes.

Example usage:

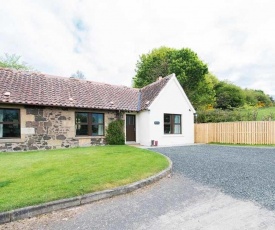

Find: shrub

[197,108,259,123]
[105,120,125,145]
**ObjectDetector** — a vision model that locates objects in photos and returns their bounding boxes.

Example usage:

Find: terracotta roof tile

[0,68,172,111]
[139,75,172,110]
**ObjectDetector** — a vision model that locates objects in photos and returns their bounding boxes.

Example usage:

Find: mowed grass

[0,145,169,212]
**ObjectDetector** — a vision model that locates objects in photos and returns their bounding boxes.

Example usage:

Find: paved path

[2,145,275,230]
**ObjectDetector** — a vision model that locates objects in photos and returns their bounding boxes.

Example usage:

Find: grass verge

[0,145,169,212]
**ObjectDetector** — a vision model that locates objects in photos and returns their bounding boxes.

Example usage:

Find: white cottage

[126,74,195,146]
[0,68,195,151]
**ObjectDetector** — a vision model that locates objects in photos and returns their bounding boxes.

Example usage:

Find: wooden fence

[195,121,275,144]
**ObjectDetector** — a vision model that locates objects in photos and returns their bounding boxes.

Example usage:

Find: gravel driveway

[2,145,275,230]
[153,145,275,211]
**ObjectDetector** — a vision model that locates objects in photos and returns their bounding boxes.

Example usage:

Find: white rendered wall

[146,77,195,146]
[136,111,150,146]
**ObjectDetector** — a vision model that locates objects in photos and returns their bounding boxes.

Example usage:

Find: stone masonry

[0,105,117,152]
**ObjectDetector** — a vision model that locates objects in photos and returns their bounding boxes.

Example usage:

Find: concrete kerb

[0,154,172,225]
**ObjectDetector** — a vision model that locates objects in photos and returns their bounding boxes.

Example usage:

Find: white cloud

[0,0,275,96]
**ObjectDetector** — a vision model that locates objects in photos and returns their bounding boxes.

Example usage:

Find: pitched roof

[0,68,171,111]
[139,75,172,110]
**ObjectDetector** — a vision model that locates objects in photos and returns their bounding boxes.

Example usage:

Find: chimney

[157,76,162,81]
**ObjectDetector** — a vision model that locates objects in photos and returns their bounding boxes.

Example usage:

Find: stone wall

[0,105,118,152]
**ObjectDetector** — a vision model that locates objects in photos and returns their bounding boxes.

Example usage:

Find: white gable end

[148,74,195,113]
[136,74,195,146]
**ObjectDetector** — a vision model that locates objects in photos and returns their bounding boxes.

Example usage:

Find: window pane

[164,114,170,123]
[127,116,135,125]
[174,115,181,124]
[76,113,88,123]
[92,124,104,136]
[98,125,104,135]
[0,110,3,122]
[164,124,171,134]
[98,114,103,123]
[2,124,20,137]
[174,124,181,134]
[76,125,88,135]
[92,113,103,123]
[2,109,19,122]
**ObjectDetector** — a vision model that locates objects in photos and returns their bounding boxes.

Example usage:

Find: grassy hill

[254,106,275,121]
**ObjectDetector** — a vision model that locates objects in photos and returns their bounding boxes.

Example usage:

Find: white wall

[136,110,150,146]
[139,76,195,146]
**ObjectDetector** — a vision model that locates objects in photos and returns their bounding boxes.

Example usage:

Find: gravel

[151,145,275,210]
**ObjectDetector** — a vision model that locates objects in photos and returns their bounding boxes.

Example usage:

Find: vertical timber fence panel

[195,121,275,144]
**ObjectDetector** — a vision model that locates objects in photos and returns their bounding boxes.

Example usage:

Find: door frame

[125,114,136,142]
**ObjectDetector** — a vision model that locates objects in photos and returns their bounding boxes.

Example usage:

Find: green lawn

[0,146,169,212]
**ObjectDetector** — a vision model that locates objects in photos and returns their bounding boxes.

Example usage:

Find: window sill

[0,138,25,143]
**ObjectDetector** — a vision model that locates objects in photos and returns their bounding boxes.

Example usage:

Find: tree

[71,70,86,79]
[243,89,272,107]
[253,90,272,107]
[243,89,258,106]
[0,53,31,70]
[134,47,172,87]
[191,73,218,110]
[214,81,245,109]
[133,47,209,109]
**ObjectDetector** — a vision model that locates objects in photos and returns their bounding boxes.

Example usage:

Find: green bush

[105,120,125,145]
[197,109,258,123]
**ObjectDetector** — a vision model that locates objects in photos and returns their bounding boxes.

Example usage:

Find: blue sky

[1,0,275,96]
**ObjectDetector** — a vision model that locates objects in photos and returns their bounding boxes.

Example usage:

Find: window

[164,114,181,134]
[0,109,20,138]
[75,112,104,136]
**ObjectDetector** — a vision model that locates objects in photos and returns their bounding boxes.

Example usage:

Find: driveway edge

[0,154,172,225]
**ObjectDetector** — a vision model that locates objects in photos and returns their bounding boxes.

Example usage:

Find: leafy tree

[168,48,208,96]
[134,47,171,87]
[133,47,209,109]
[191,73,218,110]
[269,96,274,103]
[71,70,86,79]
[0,53,31,70]
[243,89,258,106]
[243,89,272,107]
[254,90,272,107]
[214,81,245,109]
